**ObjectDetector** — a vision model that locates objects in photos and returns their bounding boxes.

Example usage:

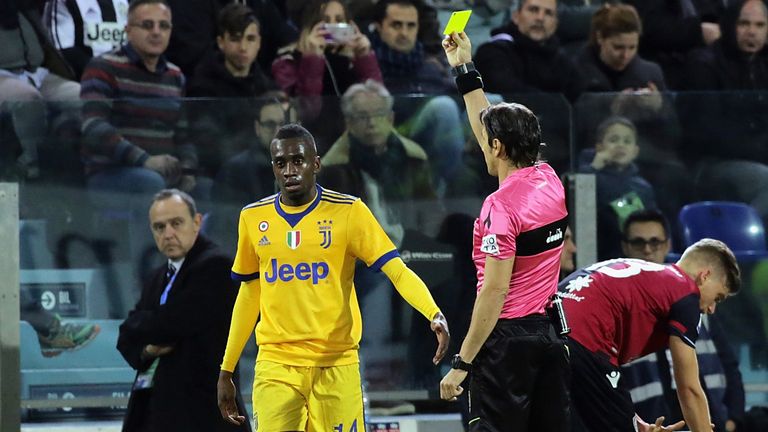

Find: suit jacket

[117,235,249,432]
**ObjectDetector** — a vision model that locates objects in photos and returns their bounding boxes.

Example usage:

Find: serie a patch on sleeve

[481,234,500,255]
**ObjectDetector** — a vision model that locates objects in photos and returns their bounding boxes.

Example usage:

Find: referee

[439,32,570,431]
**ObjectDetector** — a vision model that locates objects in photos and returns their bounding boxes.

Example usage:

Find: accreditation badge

[132,358,160,390]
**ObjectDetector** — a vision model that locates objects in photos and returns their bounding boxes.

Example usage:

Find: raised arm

[442,32,490,152]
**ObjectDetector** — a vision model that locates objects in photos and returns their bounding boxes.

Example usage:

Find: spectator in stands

[21,289,99,357]
[368,0,465,192]
[624,0,723,89]
[80,0,207,198]
[118,189,249,432]
[369,0,452,94]
[321,80,436,206]
[271,0,382,151]
[576,3,667,92]
[474,0,583,101]
[686,0,768,90]
[189,3,273,98]
[0,0,80,179]
[214,93,298,209]
[578,116,656,260]
[273,0,381,102]
[43,0,129,79]
[619,209,746,432]
[238,0,298,75]
[573,4,690,223]
[678,0,768,223]
[188,3,275,174]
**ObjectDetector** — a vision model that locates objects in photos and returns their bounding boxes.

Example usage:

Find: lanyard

[159,270,178,305]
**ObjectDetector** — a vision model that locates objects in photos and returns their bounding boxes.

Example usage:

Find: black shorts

[468,315,570,432]
[566,339,635,432]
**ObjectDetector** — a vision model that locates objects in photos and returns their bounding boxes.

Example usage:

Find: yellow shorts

[252,360,364,432]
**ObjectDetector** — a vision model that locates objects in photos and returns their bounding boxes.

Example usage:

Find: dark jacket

[578,150,657,260]
[117,235,249,432]
[187,50,275,174]
[685,0,768,91]
[624,0,723,88]
[576,46,667,92]
[474,21,583,101]
[188,50,275,98]
[320,130,437,202]
[369,30,454,95]
[678,0,768,162]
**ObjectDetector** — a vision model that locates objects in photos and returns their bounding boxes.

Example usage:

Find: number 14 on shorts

[333,419,359,432]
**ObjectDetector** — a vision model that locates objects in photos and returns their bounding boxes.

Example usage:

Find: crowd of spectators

[4,0,768,427]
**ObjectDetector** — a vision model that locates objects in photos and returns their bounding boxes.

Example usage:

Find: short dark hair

[128,0,170,15]
[622,209,670,239]
[373,0,420,23]
[152,188,197,218]
[479,102,541,167]
[683,238,742,294]
[217,3,259,37]
[589,3,642,46]
[273,124,317,152]
[595,115,637,145]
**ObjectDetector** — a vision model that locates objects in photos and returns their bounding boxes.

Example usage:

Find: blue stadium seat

[678,201,768,261]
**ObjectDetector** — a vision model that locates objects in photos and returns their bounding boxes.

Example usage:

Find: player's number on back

[333,420,358,432]
[586,259,666,279]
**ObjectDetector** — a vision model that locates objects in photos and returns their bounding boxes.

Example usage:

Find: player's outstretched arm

[380,258,449,364]
[670,335,714,432]
[442,31,490,153]
[431,312,450,365]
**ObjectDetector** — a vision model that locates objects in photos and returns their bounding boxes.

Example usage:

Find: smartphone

[324,23,355,44]
[443,10,472,35]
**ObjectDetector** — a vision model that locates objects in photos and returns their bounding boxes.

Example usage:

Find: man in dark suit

[117,189,249,432]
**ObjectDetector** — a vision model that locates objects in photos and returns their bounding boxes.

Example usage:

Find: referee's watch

[451,61,476,77]
[451,354,472,372]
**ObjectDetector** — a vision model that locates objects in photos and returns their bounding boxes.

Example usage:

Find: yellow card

[443,10,472,35]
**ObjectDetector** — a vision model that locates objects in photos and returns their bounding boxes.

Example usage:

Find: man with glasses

[619,209,746,432]
[209,92,296,250]
[321,79,436,208]
[80,0,207,199]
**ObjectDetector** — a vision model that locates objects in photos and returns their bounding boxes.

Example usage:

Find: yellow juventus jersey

[230,186,402,366]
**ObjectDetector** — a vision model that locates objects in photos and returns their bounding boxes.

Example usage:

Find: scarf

[370,30,425,78]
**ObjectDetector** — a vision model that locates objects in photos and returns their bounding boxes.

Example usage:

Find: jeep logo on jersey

[263,259,329,284]
[286,230,301,249]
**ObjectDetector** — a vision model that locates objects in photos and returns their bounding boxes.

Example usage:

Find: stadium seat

[678,201,768,261]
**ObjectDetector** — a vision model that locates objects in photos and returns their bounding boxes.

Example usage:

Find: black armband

[455,70,483,95]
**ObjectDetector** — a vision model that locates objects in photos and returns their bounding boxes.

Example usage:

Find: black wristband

[455,70,483,95]
[451,61,476,77]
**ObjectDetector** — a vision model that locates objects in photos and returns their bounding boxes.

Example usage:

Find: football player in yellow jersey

[217,124,450,432]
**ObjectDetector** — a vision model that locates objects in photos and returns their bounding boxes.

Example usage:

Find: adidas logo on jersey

[258,235,270,246]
